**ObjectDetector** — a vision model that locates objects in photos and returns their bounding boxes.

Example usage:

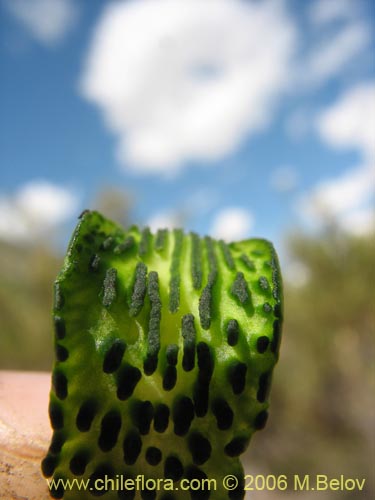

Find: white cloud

[285,7,372,136]
[0,181,79,243]
[302,22,371,87]
[16,181,78,224]
[317,82,375,160]
[210,207,254,242]
[340,208,374,236]
[270,166,299,193]
[298,163,374,235]
[147,211,181,232]
[4,0,77,45]
[80,0,296,175]
[300,164,374,217]
[297,82,375,236]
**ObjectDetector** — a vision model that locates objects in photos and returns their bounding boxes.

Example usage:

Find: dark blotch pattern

[258,276,270,291]
[198,285,212,330]
[185,466,210,500]
[240,254,255,270]
[144,271,161,375]
[76,400,97,432]
[254,410,269,430]
[256,336,270,354]
[188,432,212,465]
[118,489,136,500]
[164,456,184,481]
[101,236,114,251]
[224,437,248,457]
[181,314,196,371]
[98,410,122,452]
[83,232,95,244]
[123,430,142,465]
[197,342,214,381]
[133,401,154,435]
[143,356,157,377]
[155,228,167,251]
[166,344,178,365]
[160,495,176,500]
[139,227,151,256]
[194,342,214,417]
[228,476,245,500]
[229,362,247,395]
[55,344,69,362]
[129,262,147,317]
[263,302,272,313]
[257,372,272,403]
[88,254,100,272]
[163,365,177,391]
[49,432,65,454]
[169,229,183,313]
[193,383,209,419]
[102,268,117,308]
[198,237,218,330]
[227,319,239,346]
[191,232,202,290]
[44,223,283,492]
[114,235,135,255]
[103,339,126,373]
[212,399,233,430]
[146,446,162,466]
[41,453,58,477]
[154,404,170,433]
[89,464,114,497]
[173,396,194,436]
[231,272,250,305]
[274,302,283,319]
[219,240,235,269]
[53,316,66,340]
[116,365,142,400]
[141,489,156,500]
[69,450,89,476]
[53,371,68,400]
[270,248,282,302]
[49,474,65,499]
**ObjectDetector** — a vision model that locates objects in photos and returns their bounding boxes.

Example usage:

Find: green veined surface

[42,210,283,500]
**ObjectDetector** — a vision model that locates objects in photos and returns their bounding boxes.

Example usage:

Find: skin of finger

[0,370,52,500]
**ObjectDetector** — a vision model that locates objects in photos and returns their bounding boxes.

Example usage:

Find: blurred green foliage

[0,218,373,498]
[0,240,60,370]
[248,228,375,499]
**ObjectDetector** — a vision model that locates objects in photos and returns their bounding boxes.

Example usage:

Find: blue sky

[0,0,374,263]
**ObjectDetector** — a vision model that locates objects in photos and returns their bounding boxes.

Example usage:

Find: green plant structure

[42,210,283,499]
